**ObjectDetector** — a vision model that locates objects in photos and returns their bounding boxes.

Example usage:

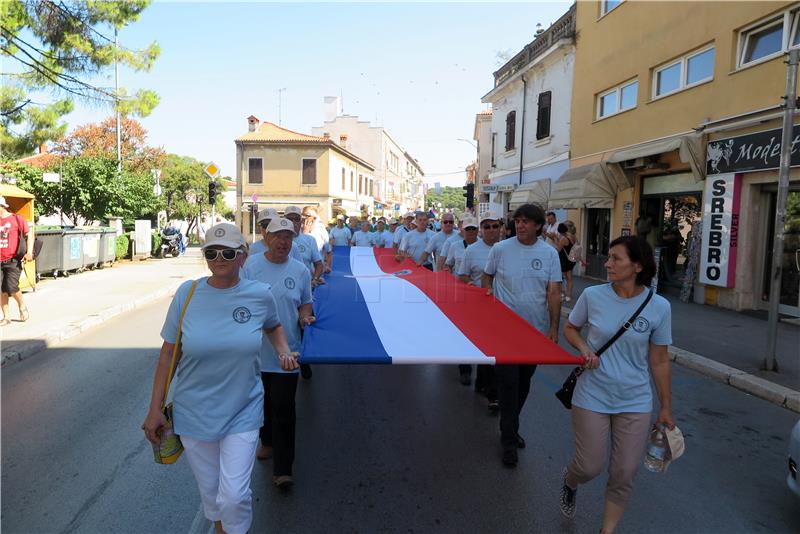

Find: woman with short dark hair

[559,235,674,534]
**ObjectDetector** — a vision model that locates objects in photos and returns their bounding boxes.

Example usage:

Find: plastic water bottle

[644,425,668,473]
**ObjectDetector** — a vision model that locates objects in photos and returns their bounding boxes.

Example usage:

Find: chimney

[247,115,260,132]
[323,132,330,141]
[339,134,348,149]
[324,96,341,122]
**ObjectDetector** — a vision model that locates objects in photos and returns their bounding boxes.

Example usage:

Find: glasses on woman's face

[443,220,455,224]
[482,224,501,230]
[204,248,242,261]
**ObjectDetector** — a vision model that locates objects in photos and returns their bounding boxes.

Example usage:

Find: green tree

[1,0,161,157]
[425,186,467,212]
[160,154,227,233]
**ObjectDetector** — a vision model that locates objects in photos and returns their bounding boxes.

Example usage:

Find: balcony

[493,5,575,88]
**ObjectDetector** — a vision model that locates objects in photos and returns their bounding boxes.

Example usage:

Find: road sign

[204,162,220,178]
[42,173,61,183]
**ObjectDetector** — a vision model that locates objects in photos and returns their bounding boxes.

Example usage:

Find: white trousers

[182,430,259,534]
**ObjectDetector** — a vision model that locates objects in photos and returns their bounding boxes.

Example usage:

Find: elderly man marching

[372,218,394,248]
[392,212,414,254]
[482,203,562,468]
[301,207,332,273]
[329,215,352,247]
[242,217,314,490]
[284,206,323,287]
[396,211,435,269]
[351,220,375,247]
[419,212,457,271]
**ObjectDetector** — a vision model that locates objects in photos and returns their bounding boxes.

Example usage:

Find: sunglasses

[465,226,478,231]
[204,248,243,261]
[482,224,501,230]
[442,220,455,224]
[259,221,270,229]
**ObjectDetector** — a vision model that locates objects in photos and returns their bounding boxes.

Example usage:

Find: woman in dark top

[557,222,577,302]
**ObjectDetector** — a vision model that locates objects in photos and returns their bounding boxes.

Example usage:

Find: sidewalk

[567,276,800,410]
[0,247,207,366]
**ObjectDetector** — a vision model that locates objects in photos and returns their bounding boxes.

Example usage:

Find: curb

[0,280,186,368]
[560,307,800,414]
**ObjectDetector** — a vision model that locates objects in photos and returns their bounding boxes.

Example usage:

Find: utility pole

[278,87,286,126]
[115,27,122,175]
[764,48,799,372]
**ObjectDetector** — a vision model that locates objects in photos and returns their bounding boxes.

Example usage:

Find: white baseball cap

[336,214,344,220]
[284,205,302,216]
[461,216,479,229]
[388,218,398,225]
[266,217,297,236]
[0,196,9,208]
[479,211,501,225]
[257,207,278,223]
[202,223,247,250]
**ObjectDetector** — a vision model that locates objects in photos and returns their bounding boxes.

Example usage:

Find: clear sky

[62,1,572,187]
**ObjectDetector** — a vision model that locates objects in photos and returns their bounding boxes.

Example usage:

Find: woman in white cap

[142,223,297,534]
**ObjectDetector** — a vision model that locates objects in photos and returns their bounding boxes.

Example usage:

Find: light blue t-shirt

[569,284,672,414]
[440,233,463,261]
[351,230,374,247]
[160,278,280,441]
[292,234,322,276]
[425,230,457,272]
[484,238,562,333]
[250,239,267,256]
[329,226,352,246]
[400,229,436,264]
[393,225,410,246]
[242,255,313,373]
[373,230,394,248]
[445,238,470,279]
[458,239,494,285]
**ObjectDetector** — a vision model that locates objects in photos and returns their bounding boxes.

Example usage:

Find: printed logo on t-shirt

[232,306,252,323]
[531,258,543,270]
[298,244,306,253]
[284,277,296,290]
[632,316,650,333]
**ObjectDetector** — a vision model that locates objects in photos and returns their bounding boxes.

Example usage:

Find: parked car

[789,419,800,498]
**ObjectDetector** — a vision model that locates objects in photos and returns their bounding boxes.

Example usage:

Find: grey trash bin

[33,228,83,277]
[80,228,103,269]
[97,227,118,266]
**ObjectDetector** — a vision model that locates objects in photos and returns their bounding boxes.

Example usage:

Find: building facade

[564,0,800,316]
[234,116,374,240]
[480,5,575,219]
[311,97,424,217]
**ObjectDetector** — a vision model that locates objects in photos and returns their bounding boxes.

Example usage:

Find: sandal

[0,318,10,327]
[19,307,29,322]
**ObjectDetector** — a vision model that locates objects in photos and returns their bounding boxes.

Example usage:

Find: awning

[607,133,705,181]
[508,179,550,210]
[549,163,629,209]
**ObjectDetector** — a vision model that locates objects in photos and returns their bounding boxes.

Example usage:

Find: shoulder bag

[153,280,198,464]
[555,288,653,410]
[14,215,27,261]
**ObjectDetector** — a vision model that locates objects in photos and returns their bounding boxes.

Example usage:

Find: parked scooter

[159,226,182,258]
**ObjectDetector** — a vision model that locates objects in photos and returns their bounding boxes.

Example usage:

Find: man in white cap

[372,218,393,248]
[397,211,435,268]
[419,212,457,272]
[329,215,352,247]
[301,207,332,273]
[444,216,478,278]
[250,208,279,256]
[0,196,32,326]
[347,216,360,238]
[242,217,314,489]
[351,220,374,247]
[284,206,323,286]
[392,212,414,254]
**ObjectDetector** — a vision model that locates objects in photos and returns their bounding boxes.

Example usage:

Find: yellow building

[563,0,800,316]
[235,116,375,239]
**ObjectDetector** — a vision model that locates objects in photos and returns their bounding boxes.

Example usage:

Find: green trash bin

[97,227,118,266]
[80,227,103,269]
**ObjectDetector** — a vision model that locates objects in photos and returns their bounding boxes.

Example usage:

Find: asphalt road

[2,297,799,534]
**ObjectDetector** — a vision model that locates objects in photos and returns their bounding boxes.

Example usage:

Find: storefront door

[762,190,800,317]
[585,208,610,279]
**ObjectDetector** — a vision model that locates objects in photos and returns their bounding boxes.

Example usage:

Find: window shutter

[536,91,552,140]
[505,111,516,151]
[302,159,317,185]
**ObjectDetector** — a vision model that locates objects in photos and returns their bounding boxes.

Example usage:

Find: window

[505,111,516,151]
[601,0,622,16]
[350,171,354,191]
[248,158,263,184]
[738,9,800,68]
[358,174,363,195]
[491,133,496,167]
[341,168,346,190]
[596,80,637,119]
[369,179,373,197]
[653,46,714,98]
[536,91,552,140]
[302,159,316,185]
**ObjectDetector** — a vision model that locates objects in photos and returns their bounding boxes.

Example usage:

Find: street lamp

[457,138,477,149]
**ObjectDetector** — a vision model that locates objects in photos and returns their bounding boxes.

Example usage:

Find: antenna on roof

[340,88,344,115]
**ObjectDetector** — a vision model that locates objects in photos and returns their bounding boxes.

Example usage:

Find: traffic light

[208,181,218,205]
[462,183,475,209]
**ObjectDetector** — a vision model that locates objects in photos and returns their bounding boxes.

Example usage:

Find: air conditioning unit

[622,158,646,169]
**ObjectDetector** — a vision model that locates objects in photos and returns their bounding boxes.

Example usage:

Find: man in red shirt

[0,196,33,326]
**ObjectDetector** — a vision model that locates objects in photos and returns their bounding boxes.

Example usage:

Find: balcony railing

[493,5,575,88]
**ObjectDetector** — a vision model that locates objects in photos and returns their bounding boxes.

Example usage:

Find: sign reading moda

[699,173,742,288]
[706,124,800,175]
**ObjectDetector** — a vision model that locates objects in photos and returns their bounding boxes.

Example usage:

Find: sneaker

[516,433,526,449]
[300,364,313,380]
[273,475,294,489]
[256,444,273,460]
[502,448,518,467]
[559,468,577,518]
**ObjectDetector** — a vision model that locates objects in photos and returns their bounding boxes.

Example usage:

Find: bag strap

[161,280,198,410]
[595,288,653,357]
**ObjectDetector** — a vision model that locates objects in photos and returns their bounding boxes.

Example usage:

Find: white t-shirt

[445,238,471,279]
[329,226,352,246]
[308,224,331,255]
[440,233,463,261]
[242,255,313,373]
[543,222,559,248]
[400,229,435,264]
[373,230,394,248]
[484,238,562,333]
[425,230,457,272]
[351,230,374,247]
[458,239,494,285]
[393,225,410,246]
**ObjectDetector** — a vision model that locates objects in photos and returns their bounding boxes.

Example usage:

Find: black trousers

[475,365,497,401]
[260,372,298,476]
[495,364,537,451]
[458,364,472,377]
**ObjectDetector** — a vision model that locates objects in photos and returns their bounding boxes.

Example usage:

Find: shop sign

[482,184,498,193]
[706,124,800,175]
[332,198,342,206]
[699,173,742,287]
[496,184,516,192]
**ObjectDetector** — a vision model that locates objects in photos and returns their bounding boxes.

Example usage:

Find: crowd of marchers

[142,202,674,534]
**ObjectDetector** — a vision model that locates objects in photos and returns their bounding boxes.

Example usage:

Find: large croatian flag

[301,246,580,365]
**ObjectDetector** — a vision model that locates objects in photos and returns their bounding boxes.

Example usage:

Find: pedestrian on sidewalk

[0,196,32,326]
[142,223,297,534]
[482,203,562,467]
[557,222,577,303]
[559,235,674,534]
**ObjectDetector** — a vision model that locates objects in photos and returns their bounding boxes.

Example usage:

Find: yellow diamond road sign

[204,162,220,178]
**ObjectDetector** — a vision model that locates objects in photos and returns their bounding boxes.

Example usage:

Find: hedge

[116,233,130,259]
